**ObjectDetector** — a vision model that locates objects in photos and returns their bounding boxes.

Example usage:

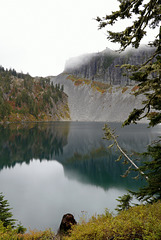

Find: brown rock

[58,213,77,235]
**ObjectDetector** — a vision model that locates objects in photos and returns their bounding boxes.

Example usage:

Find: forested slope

[0,66,70,122]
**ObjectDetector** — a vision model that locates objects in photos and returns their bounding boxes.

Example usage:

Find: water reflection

[0,122,69,169]
[0,160,127,231]
[0,122,159,190]
[0,122,160,231]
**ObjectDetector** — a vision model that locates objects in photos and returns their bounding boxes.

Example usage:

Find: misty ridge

[0,45,155,123]
[64,52,99,71]
[63,45,155,85]
[64,47,116,73]
[50,45,156,122]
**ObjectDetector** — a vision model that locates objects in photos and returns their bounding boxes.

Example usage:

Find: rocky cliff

[50,46,155,122]
[51,73,146,122]
[64,45,155,86]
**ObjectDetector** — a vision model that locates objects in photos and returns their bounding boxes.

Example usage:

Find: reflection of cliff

[57,122,159,191]
[56,122,157,162]
[0,122,69,170]
[0,122,160,191]
[63,151,145,191]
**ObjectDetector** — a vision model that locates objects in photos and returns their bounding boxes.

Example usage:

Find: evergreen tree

[97,0,161,126]
[97,0,161,203]
[0,193,15,228]
[131,144,161,202]
[115,194,133,212]
[61,84,64,92]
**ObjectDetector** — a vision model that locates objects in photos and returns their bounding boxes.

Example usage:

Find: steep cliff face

[64,46,155,86]
[50,46,155,122]
[51,73,146,122]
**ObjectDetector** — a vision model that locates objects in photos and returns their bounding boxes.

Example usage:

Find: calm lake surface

[0,122,160,232]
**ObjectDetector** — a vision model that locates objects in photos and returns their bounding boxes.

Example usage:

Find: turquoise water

[0,122,160,232]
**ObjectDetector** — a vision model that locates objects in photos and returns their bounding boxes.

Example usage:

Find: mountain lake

[0,121,160,232]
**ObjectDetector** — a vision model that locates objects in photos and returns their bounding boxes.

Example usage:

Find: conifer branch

[103,124,148,180]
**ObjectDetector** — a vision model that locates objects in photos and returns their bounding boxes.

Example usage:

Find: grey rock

[64,45,155,86]
[51,73,147,122]
[50,46,154,122]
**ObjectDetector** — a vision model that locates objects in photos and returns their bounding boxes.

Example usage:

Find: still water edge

[0,122,160,231]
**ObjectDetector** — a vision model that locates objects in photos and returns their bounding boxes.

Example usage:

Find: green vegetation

[122,86,128,93]
[115,194,133,212]
[0,193,16,228]
[0,0,160,238]
[0,66,69,122]
[1,190,161,239]
[0,193,58,239]
[86,1,161,238]
[64,201,161,240]
[0,192,26,239]
[0,122,69,170]
[98,0,161,204]
[91,81,111,93]
[97,0,160,126]
[67,75,111,93]
[0,221,56,240]
[66,146,107,163]
[67,75,91,86]
[67,74,140,95]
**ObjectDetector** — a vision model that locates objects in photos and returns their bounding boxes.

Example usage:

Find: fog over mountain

[51,46,154,122]
[64,45,155,85]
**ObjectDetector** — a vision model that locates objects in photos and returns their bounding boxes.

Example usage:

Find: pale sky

[0,0,158,77]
